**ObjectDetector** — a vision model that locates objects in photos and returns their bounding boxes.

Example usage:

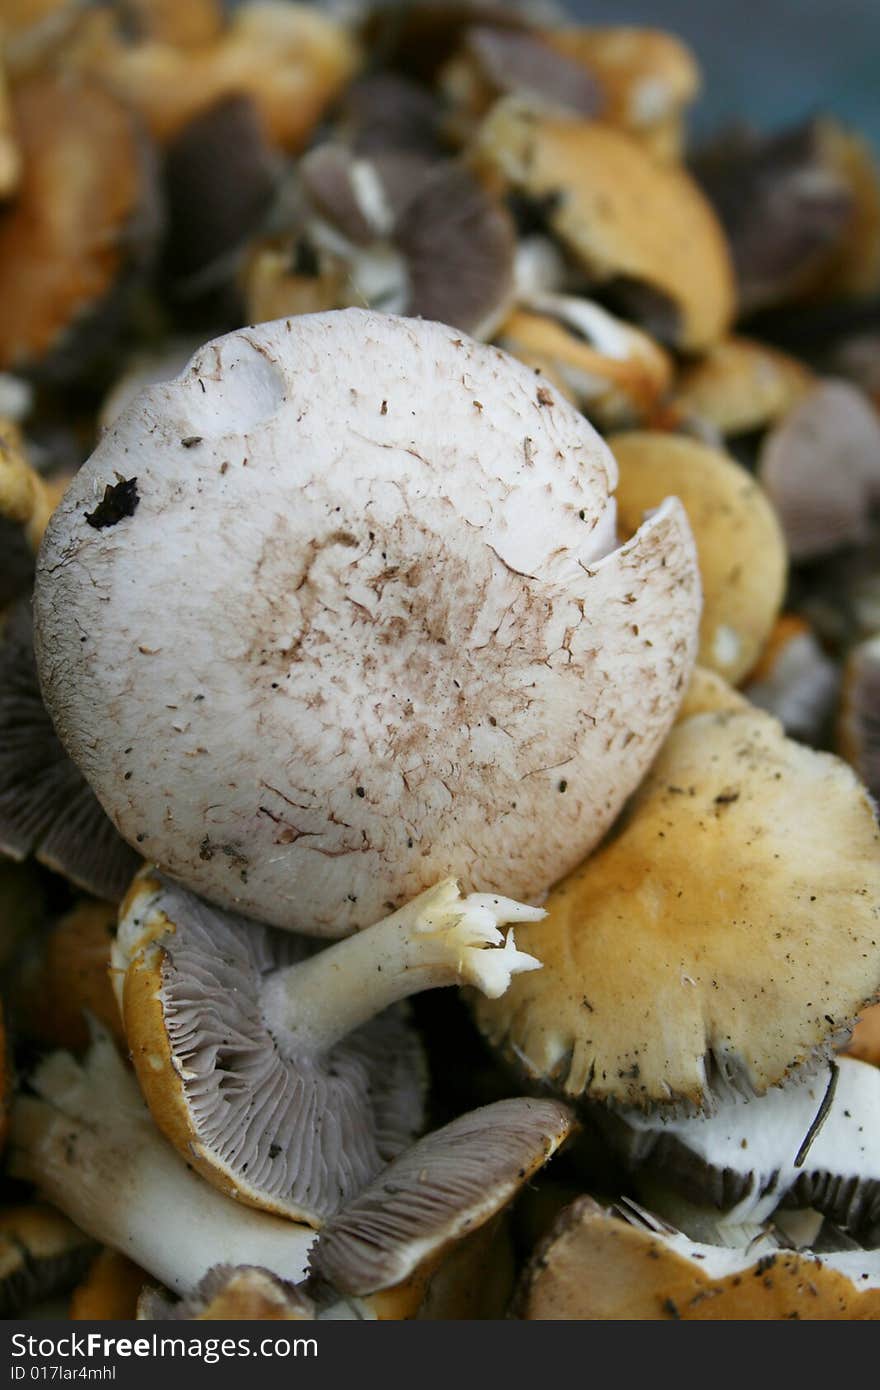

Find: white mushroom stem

[9,1033,316,1296]
[261,878,544,1053]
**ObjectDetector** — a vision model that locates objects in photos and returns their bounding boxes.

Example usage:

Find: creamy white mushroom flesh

[113,869,544,1223]
[0,602,140,900]
[603,1056,880,1244]
[9,1033,317,1296]
[34,310,700,936]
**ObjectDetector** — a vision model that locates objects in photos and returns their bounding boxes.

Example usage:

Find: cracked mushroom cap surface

[610,432,787,685]
[473,707,880,1112]
[476,100,734,351]
[515,1197,880,1319]
[35,309,699,936]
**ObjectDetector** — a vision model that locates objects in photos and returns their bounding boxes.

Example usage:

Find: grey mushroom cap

[309,1096,575,1297]
[0,602,140,901]
[458,25,603,118]
[113,870,429,1226]
[759,379,880,562]
[299,151,517,337]
[34,310,699,936]
[603,1056,880,1243]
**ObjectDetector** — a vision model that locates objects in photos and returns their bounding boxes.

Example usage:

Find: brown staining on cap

[0,71,159,378]
[759,379,880,562]
[515,1198,880,1319]
[476,100,734,351]
[473,708,880,1112]
[672,336,815,438]
[610,432,787,684]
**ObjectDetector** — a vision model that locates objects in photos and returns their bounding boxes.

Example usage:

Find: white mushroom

[34,309,700,936]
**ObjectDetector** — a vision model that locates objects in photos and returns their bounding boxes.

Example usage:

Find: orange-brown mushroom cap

[515,1198,880,1319]
[476,99,735,351]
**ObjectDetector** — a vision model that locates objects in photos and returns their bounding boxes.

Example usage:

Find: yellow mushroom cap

[675,666,750,723]
[473,708,880,1111]
[495,295,673,429]
[610,431,787,684]
[672,336,814,437]
[546,26,700,161]
[476,99,735,351]
[516,1198,880,1319]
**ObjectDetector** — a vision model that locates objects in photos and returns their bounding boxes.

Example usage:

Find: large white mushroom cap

[35,309,699,935]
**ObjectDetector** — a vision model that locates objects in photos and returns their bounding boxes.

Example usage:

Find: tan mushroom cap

[672,337,814,437]
[610,432,787,684]
[495,297,673,429]
[546,26,701,161]
[476,99,734,351]
[675,666,750,723]
[0,72,147,373]
[140,1265,316,1321]
[242,242,346,325]
[0,419,67,550]
[516,1198,880,1319]
[70,1249,145,1321]
[86,3,361,147]
[16,899,125,1054]
[473,707,880,1111]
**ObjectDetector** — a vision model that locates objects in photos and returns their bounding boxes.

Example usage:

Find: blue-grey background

[564,0,880,150]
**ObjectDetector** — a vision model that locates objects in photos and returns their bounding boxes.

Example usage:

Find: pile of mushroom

[0,0,879,1323]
